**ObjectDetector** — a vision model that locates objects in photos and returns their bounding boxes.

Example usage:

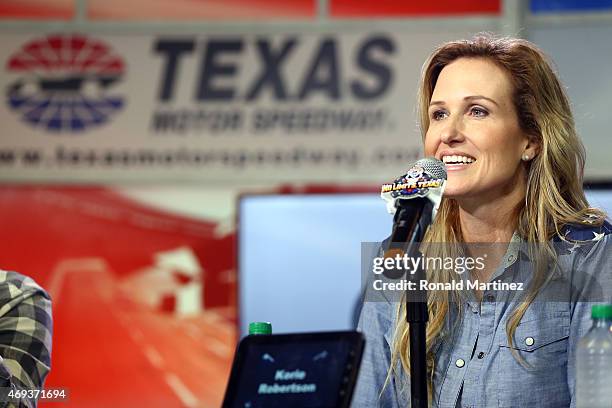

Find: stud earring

[522,154,530,161]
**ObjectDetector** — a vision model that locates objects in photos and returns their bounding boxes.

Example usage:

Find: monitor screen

[238,193,391,336]
[222,331,364,408]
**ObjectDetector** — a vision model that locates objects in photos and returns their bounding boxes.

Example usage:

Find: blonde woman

[354,34,611,407]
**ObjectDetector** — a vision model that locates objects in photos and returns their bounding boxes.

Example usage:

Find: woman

[354,34,611,407]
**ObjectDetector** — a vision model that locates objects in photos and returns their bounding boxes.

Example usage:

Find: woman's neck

[458,206,516,243]
[457,199,520,287]
[455,180,525,243]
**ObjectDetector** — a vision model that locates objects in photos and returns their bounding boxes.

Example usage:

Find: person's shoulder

[553,220,612,265]
[0,269,51,303]
[559,219,612,242]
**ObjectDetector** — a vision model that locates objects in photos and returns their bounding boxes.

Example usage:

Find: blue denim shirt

[353,222,612,408]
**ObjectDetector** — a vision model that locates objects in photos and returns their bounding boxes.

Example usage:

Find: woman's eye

[431,110,447,120]
[470,106,488,117]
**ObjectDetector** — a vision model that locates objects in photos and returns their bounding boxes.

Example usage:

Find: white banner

[0,30,477,184]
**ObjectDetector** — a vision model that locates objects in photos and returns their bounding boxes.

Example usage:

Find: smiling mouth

[442,155,476,165]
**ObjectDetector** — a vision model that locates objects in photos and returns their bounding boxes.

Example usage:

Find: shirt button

[455,358,465,368]
[507,254,516,263]
[525,337,535,346]
[477,352,485,359]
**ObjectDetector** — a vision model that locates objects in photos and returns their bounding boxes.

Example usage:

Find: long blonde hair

[387,33,606,400]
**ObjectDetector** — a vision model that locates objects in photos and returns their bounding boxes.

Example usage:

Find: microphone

[379,157,446,408]
[380,157,447,276]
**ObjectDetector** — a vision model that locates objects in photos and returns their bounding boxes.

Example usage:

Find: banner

[88,0,316,20]
[0,0,73,19]
[530,0,612,13]
[330,0,500,17]
[0,186,236,407]
[0,31,477,184]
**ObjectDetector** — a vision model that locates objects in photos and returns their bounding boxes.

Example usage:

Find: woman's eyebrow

[429,95,499,107]
[464,95,499,106]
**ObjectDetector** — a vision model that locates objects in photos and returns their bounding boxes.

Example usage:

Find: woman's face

[424,58,535,202]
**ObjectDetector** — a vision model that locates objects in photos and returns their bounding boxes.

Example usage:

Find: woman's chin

[442,185,470,199]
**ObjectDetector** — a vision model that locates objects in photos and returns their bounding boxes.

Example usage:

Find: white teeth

[442,155,475,164]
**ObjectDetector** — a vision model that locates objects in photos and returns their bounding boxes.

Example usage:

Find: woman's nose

[439,116,465,145]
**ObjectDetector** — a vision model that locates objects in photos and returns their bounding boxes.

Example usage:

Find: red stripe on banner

[330,0,501,18]
[88,0,316,20]
[7,58,29,70]
[68,35,87,65]
[0,2,73,19]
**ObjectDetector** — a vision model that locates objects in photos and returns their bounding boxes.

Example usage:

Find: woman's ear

[522,136,541,162]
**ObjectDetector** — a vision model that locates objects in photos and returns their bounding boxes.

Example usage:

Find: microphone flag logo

[381,158,447,215]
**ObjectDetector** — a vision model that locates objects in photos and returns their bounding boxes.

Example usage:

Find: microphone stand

[390,202,431,408]
[407,255,428,408]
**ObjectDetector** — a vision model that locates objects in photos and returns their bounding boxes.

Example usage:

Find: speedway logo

[5,34,125,133]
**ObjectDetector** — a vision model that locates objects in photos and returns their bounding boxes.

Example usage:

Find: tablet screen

[223,331,364,408]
